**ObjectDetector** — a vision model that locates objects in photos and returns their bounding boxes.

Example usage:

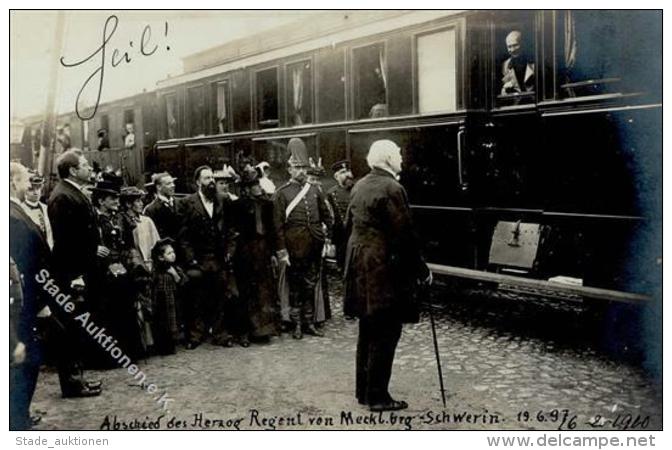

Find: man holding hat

[272,138,332,339]
[144,172,180,240]
[327,159,355,270]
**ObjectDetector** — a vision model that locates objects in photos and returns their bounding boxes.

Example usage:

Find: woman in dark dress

[233,166,279,343]
[89,180,140,368]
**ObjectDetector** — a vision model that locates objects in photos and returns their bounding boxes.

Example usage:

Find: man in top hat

[144,172,180,240]
[327,159,355,270]
[22,173,54,250]
[272,138,332,339]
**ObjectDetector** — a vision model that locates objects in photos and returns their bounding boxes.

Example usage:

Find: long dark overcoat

[343,168,429,322]
[47,180,100,286]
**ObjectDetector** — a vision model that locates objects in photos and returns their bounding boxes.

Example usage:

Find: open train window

[210,81,230,134]
[558,11,661,99]
[165,93,178,139]
[353,43,388,119]
[187,86,206,137]
[416,27,458,114]
[256,67,279,129]
[494,11,536,107]
[98,114,110,150]
[287,60,313,126]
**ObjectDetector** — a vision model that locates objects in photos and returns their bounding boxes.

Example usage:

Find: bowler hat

[92,180,121,196]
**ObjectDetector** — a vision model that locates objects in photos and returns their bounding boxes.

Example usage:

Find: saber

[427,302,447,407]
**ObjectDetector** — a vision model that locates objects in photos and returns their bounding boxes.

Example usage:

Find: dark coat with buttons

[343,168,429,322]
[272,180,332,260]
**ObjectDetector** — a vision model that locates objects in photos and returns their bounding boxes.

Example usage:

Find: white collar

[64,178,87,194]
[157,193,173,204]
[198,190,213,205]
[378,166,400,180]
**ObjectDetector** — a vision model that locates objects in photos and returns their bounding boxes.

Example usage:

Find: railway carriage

[22,10,662,304]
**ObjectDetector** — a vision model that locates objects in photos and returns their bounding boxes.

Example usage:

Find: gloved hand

[276,249,291,267]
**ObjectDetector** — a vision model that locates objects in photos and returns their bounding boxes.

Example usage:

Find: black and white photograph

[7,6,664,442]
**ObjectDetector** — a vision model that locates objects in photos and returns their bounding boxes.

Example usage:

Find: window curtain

[292,65,304,125]
[166,97,176,139]
[564,11,577,97]
[217,83,227,133]
[378,46,388,92]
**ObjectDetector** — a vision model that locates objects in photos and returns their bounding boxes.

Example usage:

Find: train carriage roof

[157,10,462,90]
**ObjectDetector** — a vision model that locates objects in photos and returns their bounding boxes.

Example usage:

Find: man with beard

[327,160,355,270]
[144,172,180,240]
[178,166,237,349]
[273,138,332,340]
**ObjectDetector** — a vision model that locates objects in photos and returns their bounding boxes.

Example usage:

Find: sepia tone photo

[9,9,662,433]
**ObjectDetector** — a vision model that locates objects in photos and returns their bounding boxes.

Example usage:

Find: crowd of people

[10,136,432,429]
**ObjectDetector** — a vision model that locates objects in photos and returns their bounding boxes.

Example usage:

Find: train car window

[317,47,346,123]
[187,86,206,137]
[494,11,536,107]
[256,68,279,129]
[165,94,178,139]
[558,11,661,100]
[97,114,110,150]
[352,43,388,119]
[210,81,230,134]
[287,60,313,126]
[124,109,135,128]
[416,28,457,114]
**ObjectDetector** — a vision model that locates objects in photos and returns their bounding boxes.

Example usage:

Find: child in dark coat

[150,238,187,355]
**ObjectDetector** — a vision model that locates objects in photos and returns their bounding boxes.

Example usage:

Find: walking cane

[426,293,447,408]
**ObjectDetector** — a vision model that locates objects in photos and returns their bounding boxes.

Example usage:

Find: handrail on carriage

[426,262,650,304]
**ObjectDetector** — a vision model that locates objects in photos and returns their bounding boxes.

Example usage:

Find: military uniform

[326,183,351,269]
[273,179,332,329]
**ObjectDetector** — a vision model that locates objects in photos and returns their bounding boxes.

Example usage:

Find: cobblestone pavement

[31,273,662,431]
